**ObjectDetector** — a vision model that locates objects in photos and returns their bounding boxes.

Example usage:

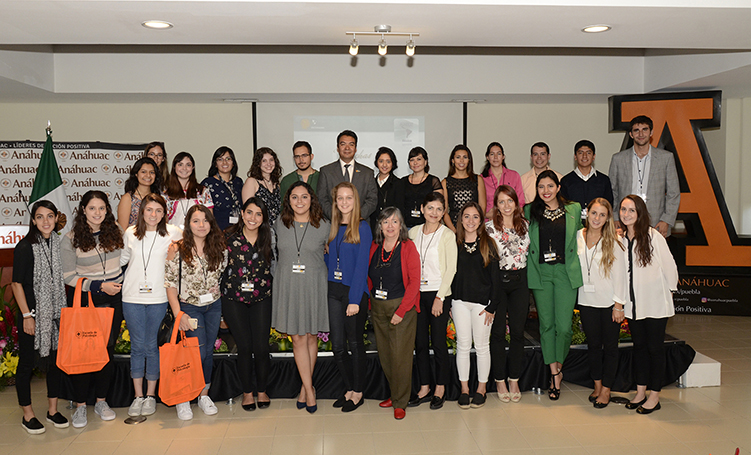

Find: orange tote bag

[158,311,204,406]
[57,278,115,375]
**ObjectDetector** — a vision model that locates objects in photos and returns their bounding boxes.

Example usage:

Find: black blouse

[400,174,442,228]
[538,214,566,265]
[451,241,501,313]
[368,243,405,299]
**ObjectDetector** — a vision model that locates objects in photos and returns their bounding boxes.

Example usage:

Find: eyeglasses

[293,153,310,160]
[148,153,164,159]
[216,156,233,162]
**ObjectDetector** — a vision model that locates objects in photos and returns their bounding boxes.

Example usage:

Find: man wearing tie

[317,130,378,220]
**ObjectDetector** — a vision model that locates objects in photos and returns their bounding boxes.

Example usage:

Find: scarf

[31,234,67,357]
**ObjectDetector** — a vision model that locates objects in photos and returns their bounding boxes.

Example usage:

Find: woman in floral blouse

[485,185,530,403]
[165,205,227,421]
[201,146,244,230]
[221,197,274,411]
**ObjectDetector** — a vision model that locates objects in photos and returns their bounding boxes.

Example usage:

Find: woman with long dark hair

[242,147,282,225]
[165,205,227,420]
[326,182,372,412]
[164,152,214,229]
[61,190,124,428]
[614,195,678,414]
[117,157,161,230]
[202,146,244,230]
[143,141,168,188]
[452,202,501,409]
[407,192,456,410]
[486,185,529,403]
[577,197,624,409]
[371,147,403,232]
[481,142,525,214]
[400,147,443,228]
[12,201,69,434]
[524,170,583,401]
[271,181,329,413]
[221,197,275,411]
[442,145,486,232]
[120,193,182,417]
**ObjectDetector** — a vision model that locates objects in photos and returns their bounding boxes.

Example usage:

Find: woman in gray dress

[272,181,329,413]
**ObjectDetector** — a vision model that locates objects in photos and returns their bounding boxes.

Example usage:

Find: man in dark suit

[317,130,378,220]
[609,115,681,237]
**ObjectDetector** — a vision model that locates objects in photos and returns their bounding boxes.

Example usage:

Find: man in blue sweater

[560,140,613,219]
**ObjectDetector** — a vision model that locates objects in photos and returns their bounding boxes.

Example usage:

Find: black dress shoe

[588,392,598,403]
[257,400,271,409]
[593,400,609,409]
[333,396,347,408]
[342,398,364,413]
[407,394,432,407]
[242,403,256,411]
[458,393,471,409]
[470,393,486,408]
[636,402,661,414]
[625,397,647,410]
[429,395,445,410]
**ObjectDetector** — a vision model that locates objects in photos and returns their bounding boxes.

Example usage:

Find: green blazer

[524,202,584,290]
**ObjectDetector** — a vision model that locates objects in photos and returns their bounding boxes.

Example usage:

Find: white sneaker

[141,396,157,416]
[197,395,218,416]
[72,405,87,428]
[128,397,145,417]
[94,401,116,421]
[176,402,193,420]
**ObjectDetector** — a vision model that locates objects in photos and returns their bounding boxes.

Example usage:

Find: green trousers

[532,262,578,365]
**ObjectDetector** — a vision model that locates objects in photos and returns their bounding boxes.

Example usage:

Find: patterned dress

[446,175,479,226]
[256,184,281,226]
[201,176,243,230]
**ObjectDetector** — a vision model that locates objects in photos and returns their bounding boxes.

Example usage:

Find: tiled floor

[1,314,749,455]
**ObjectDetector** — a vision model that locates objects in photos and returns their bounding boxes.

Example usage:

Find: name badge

[581,208,588,220]
[139,282,153,294]
[199,293,214,304]
[582,284,596,293]
[375,289,388,300]
[411,210,421,218]
[334,270,343,281]
[543,250,557,262]
[293,264,306,274]
[420,278,428,285]
[229,216,239,224]
[241,282,254,292]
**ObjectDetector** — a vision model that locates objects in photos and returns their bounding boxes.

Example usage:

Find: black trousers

[222,296,272,393]
[414,290,451,387]
[15,312,63,407]
[490,269,529,381]
[628,317,669,392]
[579,305,620,388]
[327,282,368,393]
[66,289,123,403]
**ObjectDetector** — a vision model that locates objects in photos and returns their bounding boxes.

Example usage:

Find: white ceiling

[2,0,751,102]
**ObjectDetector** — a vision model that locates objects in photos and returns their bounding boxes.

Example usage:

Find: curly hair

[491,185,528,236]
[134,193,169,240]
[124,157,162,195]
[328,182,362,244]
[71,191,124,253]
[165,152,204,200]
[225,197,274,264]
[247,147,282,185]
[621,195,653,267]
[456,202,498,267]
[178,205,226,271]
[280,181,324,229]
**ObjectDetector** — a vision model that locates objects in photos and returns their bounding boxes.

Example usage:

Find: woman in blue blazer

[524,170,583,400]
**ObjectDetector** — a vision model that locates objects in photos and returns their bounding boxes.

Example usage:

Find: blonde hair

[586,198,624,278]
[328,182,362,244]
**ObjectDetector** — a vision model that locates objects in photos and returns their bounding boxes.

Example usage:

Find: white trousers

[452,299,492,383]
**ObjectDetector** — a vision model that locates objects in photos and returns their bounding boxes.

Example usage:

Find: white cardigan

[408,224,457,300]
[613,227,679,320]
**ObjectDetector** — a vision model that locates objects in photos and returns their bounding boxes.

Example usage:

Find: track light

[406,38,415,56]
[349,37,359,56]
[378,37,388,56]
[345,25,419,57]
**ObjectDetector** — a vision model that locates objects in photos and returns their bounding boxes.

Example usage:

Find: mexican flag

[28,130,73,235]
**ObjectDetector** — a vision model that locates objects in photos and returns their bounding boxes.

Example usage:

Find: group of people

[12,115,681,434]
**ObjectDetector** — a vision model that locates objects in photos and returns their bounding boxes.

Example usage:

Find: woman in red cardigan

[368,206,421,420]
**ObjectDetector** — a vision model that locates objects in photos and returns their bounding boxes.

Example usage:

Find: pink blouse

[482,167,525,211]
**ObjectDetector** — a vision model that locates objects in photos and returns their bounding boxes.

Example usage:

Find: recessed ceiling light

[582,25,611,33]
[142,20,173,30]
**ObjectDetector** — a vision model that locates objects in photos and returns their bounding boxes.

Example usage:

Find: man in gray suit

[317,130,378,220]
[609,115,681,237]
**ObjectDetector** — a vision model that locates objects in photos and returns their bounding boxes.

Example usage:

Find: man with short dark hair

[520,142,563,204]
[280,141,319,199]
[317,130,378,219]
[609,115,680,237]
[560,140,613,218]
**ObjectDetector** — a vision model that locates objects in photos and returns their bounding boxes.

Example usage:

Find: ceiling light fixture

[346,25,419,56]
[142,20,173,29]
[582,25,611,33]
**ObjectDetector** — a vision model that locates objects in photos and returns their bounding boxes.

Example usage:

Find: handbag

[57,277,115,375]
[158,310,204,406]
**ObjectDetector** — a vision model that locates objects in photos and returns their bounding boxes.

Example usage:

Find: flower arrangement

[115,320,130,354]
[269,328,293,352]
[316,332,331,351]
[214,337,229,353]
[446,318,456,351]
[571,309,632,345]
[0,269,19,389]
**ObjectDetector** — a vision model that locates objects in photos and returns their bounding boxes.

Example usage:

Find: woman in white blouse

[576,198,624,409]
[614,195,678,415]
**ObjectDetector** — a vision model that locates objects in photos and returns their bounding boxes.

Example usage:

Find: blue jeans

[122,302,168,381]
[180,299,222,385]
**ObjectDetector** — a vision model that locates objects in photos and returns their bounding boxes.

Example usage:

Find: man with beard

[280,141,320,199]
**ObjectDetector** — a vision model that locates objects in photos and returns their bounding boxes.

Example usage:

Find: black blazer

[370,174,404,231]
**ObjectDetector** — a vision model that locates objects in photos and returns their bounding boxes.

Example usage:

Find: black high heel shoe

[548,371,562,401]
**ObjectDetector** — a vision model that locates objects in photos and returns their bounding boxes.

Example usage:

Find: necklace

[543,206,565,221]
[381,241,399,263]
[464,240,478,254]
[586,229,602,249]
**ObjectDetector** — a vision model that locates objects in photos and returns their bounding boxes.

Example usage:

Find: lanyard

[293,221,310,263]
[584,234,601,283]
[335,225,346,270]
[221,177,240,214]
[141,231,158,281]
[193,247,209,287]
[636,152,648,193]
[40,237,55,278]
[94,243,107,277]
[419,225,438,273]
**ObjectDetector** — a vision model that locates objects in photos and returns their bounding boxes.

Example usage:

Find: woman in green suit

[524,170,583,400]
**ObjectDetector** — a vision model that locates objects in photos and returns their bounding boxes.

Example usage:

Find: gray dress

[271,218,330,335]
